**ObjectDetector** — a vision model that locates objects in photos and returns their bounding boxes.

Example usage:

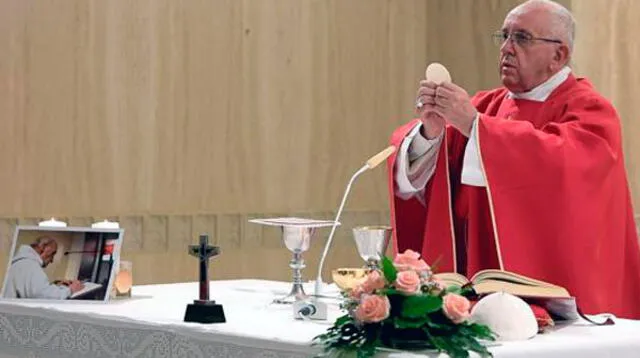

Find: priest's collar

[508,66,572,102]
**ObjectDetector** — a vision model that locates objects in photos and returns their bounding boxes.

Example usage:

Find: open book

[434,270,616,325]
[69,282,103,299]
[434,269,570,299]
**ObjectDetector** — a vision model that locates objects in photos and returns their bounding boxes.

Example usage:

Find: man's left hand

[433,82,477,137]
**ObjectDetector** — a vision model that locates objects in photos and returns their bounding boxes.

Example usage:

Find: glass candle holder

[113,260,133,298]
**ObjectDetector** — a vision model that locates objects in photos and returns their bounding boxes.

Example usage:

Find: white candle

[91,220,120,229]
[38,217,67,227]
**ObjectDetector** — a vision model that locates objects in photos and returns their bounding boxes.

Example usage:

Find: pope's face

[498,8,566,93]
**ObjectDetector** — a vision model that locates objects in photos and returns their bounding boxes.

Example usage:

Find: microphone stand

[294,146,396,321]
[64,250,98,256]
[314,164,368,298]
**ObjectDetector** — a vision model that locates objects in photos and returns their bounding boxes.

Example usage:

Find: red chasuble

[387,74,640,319]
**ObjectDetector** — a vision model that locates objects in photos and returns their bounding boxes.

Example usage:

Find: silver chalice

[249,217,336,304]
[352,225,392,270]
[275,225,316,304]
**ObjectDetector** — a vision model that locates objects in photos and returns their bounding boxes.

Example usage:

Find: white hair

[31,236,57,251]
[509,0,576,54]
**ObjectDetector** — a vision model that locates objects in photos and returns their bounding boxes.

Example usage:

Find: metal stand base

[273,282,308,304]
[273,252,309,304]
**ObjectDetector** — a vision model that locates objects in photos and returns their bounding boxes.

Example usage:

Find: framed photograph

[1,225,124,302]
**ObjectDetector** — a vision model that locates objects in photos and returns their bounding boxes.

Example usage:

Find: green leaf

[430,335,469,358]
[357,344,376,358]
[460,285,476,297]
[449,337,472,358]
[465,337,493,357]
[444,326,494,357]
[335,314,351,327]
[425,319,454,332]
[381,256,397,283]
[444,285,462,295]
[394,316,428,329]
[401,295,443,318]
[467,323,495,340]
[380,287,404,296]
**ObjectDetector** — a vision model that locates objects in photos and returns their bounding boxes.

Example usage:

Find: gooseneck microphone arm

[314,145,396,298]
[64,250,97,256]
[314,164,368,296]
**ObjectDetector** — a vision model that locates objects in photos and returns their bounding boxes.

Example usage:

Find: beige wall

[0,0,426,217]
[0,0,637,285]
[0,0,430,284]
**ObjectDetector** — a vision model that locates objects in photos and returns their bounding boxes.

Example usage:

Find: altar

[0,280,639,358]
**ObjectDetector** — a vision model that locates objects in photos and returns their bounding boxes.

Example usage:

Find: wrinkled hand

[67,280,85,294]
[433,82,477,137]
[415,80,445,139]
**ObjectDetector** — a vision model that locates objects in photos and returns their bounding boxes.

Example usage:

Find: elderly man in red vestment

[387,0,640,319]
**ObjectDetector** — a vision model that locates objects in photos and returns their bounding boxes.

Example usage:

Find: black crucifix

[183,234,226,324]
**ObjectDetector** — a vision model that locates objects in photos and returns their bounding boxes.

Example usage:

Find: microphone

[366,146,397,169]
[312,145,397,305]
[64,250,97,256]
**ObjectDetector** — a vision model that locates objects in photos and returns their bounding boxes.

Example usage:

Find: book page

[474,280,570,298]
[433,272,470,287]
[471,269,564,288]
[70,282,102,299]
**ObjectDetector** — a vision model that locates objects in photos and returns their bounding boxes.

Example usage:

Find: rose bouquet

[313,250,495,358]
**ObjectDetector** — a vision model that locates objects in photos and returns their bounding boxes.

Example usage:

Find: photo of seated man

[4,236,85,299]
[1,227,122,302]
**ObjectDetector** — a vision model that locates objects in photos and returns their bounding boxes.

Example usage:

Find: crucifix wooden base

[183,234,226,324]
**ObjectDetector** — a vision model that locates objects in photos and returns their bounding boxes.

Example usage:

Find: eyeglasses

[492,30,562,47]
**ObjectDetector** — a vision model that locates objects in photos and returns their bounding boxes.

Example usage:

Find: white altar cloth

[0,279,639,358]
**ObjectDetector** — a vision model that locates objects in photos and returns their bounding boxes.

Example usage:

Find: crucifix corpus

[183,234,226,324]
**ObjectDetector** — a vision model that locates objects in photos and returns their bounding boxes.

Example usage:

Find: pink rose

[361,270,386,294]
[394,270,421,295]
[354,294,390,323]
[350,285,365,300]
[443,293,471,324]
[393,249,430,273]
